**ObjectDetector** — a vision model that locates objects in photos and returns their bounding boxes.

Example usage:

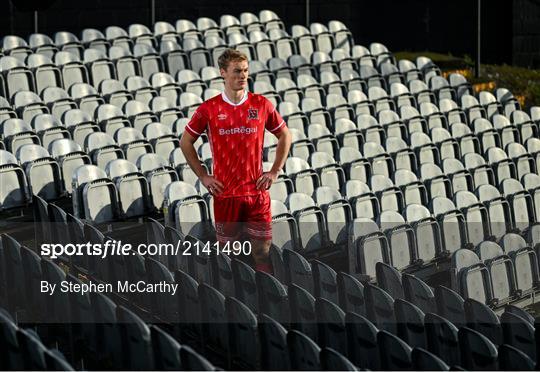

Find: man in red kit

[179,49,292,274]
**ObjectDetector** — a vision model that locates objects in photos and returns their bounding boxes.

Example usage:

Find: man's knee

[251,239,271,258]
[251,238,273,273]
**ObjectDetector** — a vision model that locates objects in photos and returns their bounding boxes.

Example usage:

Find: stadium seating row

[1,9,539,371]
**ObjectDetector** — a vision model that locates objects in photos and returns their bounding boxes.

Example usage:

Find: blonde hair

[218,48,248,70]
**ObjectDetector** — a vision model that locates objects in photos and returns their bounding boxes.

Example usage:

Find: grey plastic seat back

[105,159,138,179]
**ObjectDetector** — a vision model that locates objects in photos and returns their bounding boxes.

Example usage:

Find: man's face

[221,60,249,92]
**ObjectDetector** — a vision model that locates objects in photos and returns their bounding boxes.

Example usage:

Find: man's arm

[180,131,224,194]
[256,126,292,190]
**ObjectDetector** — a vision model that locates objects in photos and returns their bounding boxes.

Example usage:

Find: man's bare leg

[251,238,273,273]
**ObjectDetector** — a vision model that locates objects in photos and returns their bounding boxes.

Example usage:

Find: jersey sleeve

[184,104,208,138]
[264,98,286,134]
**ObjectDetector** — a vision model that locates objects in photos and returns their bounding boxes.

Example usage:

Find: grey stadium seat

[285,192,326,254]
[0,149,30,210]
[149,97,184,127]
[143,122,180,160]
[105,158,151,218]
[401,273,435,314]
[500,311,536,361]
[12,90,49,122]
[15,144,63,200]
[129,23,157,48]
[84,48,117,87]
[30,113,70,150]
[71,164,119,223]
[282,247,314,294]
[94,103,131,135]
[348,217,390,280]
[309,152,345,190]
[377,330,412,370]
[0,118,40,154]
[404,203,442,263]
[430,196,467,254]
[61,108,100,147]
[501,178,536,232]
[287,330,321,371]
[310,23,336,54]
[0,56,36,97]
[26,54,63,93]
[411,348,449,371]
[105,26,133,51]
[314,186,352,247]
[285,157,320,196]
[269,29,297,60]
[123,100,158,131]
[476,241,516,304]
[125,76,157,105]
[150,72,182,105]
[133,44,165,79]
[424,312,461,367]
[345,312,380,369]
[454,190,491,246]
[54,51,89,88]
[256,271,289,324]
[40,86,77,119]
[258,314,290,370]
[54,31,84,58]
[108,46,141,82]
[394,169,428,205]
[84,132,123,168]
[395,298,426,349]
[345,179,380,221]
[378,210,415,270]
[451,248,492,304]
[458,327,498,370]
[337,271,366,316]
[164,181,210,238]
[500,232,540,296]
[81,28,110,54]
[316,298,347,355]
[68,83,105,115]
[511,109,537,142]
[225,297,258,370]
[160,41,189,77]
[48,138,91,193]
[29,34,58,59]
[375,261,404,300]
[137,153,178,211]
[434,285,466,327]
[291,25,316,59]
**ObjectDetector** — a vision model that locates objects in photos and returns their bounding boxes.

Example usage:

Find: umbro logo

[218,113,227,120]
[247,108,258,120]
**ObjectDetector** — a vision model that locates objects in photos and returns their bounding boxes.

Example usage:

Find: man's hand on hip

[200,174,224,195]
[256,170,278,190]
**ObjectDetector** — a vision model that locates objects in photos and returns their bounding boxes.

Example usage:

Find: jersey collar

[221,90,248,106]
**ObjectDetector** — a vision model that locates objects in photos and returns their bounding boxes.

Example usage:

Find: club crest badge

[247,108,258,120]
[215,223,224,234]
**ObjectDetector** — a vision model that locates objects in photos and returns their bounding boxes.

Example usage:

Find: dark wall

[513,0,540,67]
[1,0,537,67]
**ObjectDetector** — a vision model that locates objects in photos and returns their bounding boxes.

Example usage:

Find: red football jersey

[185,91,286,198]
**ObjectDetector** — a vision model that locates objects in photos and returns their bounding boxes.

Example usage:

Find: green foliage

[528,82,540,108]
[395,51,540,109]
[394,51,470,69]
[477,64,540,109]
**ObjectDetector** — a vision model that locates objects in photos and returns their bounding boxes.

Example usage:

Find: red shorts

[213,192,272,242]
